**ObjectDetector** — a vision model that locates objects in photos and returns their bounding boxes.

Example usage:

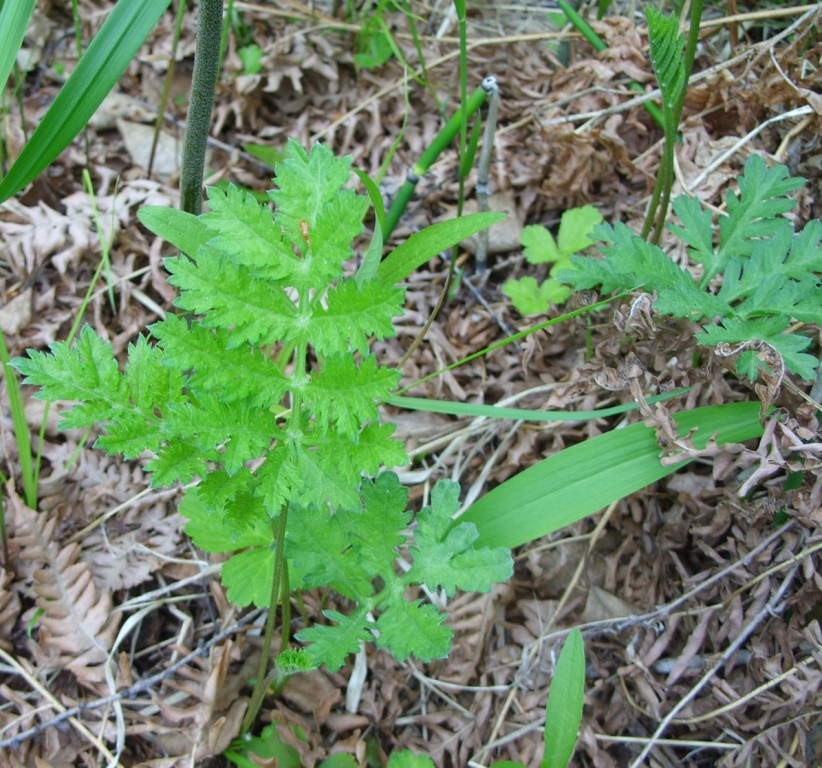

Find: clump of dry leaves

[1,1,821,766]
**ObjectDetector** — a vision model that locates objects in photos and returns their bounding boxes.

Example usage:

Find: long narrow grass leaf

[0,328,36,508]
[0,0,172,203]
[389,389,689,422]
[461,402,764,549]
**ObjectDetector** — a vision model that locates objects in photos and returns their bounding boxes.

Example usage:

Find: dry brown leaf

[79,502,184,593]
[0,567,21,650]
[8,485,120,687]
[152,640,248,763]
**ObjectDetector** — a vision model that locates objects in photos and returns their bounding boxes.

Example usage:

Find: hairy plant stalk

[180,0,222,216]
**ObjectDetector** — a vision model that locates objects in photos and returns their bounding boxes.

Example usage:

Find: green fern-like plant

[12,141,512,675]
[558,155,822,382]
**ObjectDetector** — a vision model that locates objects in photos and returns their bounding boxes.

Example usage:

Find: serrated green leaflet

[290,472,512,669]
[559,157,819,381]
[13,141,511,678]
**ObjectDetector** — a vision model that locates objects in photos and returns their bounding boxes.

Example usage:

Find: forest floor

[1,1,822,766]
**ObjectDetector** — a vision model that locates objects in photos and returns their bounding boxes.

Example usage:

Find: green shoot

[642,1,704,241]
[503,205,603,315]
[383,82,492,239]
[488,629,585,768]
[180,0,222,215]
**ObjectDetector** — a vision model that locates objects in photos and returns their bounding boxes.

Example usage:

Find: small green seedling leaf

[238,43,263,75]
[557,205,604,257]
[507,206,602,315]
[541,629,585,768]
[387,751,436,768]
[225,722,301,768]
[521,225,559,264]
[503,276,572,315]
[353,28,393,69]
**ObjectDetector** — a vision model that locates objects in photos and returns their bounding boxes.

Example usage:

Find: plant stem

[643,0,704,242]
[382,84,489,239]
[558,0,664,130]
[180,0,223,216]
[149,0,187,177]
[241,504,288,734]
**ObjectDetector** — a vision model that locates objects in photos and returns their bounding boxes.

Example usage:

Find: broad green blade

[0,0,172,203]
[0,0,37,101]
[542,628,585,768]
[138,206,213,258]
[377,212,504,286]
[461,402,764,549]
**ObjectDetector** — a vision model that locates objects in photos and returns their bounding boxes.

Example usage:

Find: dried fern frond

[0,567,20,650]
[9,488,120,687]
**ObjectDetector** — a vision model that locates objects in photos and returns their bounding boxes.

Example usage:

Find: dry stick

[473,76,500,272]
[0,609,262,751]
[628,563,801,768]
[0,649,121,766]
[677,654,817,725]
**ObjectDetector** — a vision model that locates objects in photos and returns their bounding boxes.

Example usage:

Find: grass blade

[0,0,172,203]
[389,389,688,422]
[0,0,37,102]
[0,327,36,508]
[460,402,764,549]
[377,212,504,286]
[542,628,585,768]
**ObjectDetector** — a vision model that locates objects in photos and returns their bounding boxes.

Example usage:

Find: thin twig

[0,649,122,766]
[0,609,262,751]
[628,563,801,767]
